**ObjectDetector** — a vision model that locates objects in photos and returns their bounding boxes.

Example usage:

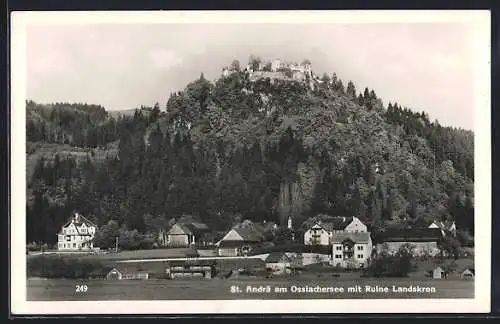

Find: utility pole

[115,236,118,253]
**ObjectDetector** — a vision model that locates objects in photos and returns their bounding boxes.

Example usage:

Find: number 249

[75,284,88,293]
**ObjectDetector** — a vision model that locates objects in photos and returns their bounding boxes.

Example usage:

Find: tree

[150,102,161,123]
[248,55,262,70]
[273,227,293,245]
[262,62,272,72]
[93,220,120,249]
[230,60,241,71]
[335,79,345,93]
[346,81,356,98]
[367,243,416,277]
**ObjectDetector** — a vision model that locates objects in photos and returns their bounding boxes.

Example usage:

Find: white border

[11,10,491,315]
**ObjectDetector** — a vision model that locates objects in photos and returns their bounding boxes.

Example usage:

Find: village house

[374,228,442,257]
[215,224,269,257]
[265,252,292,275]
[428,220,457,237]
[161,221,210,247]
[304,216,368,246]
[57,212,97,251]
[432,266,446,279]
[461,268,475,280]
[331,232,373,269]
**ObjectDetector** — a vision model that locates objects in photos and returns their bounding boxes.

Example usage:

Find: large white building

[304,216,368,246]
[57,212,97,251]
[331,232,373,269]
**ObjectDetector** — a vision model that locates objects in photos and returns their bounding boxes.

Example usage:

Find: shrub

[364,243,417,277]
[27,242,39,252]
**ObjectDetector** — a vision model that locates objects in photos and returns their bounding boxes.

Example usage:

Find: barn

[433,266,446,279]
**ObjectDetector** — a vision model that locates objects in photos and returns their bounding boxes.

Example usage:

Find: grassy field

[27,277,474,301]
[28,248,199,261]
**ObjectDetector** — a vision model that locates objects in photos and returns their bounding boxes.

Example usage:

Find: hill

[25,58,474,247]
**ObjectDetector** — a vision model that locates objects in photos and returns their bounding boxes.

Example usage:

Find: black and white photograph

[10,10,491,314]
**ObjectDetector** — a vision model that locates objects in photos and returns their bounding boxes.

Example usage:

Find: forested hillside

[26,58,474,247]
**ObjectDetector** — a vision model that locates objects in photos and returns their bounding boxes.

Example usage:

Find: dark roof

[331,232,371,244]
[252,222,276,235]
[311,216,354,231]
[61,213,97,236]
[429,220,456,230]
[265,252,290,263]
[63,213,97,229]
[375,228,442,243]
[233,226,265,242]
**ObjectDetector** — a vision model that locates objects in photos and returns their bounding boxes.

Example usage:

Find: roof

[61,213,97,236]
[63,213,97,229]
[462,268,475,275]
[216,222,271,246]
[375,228,442,243]
[331,232,372,244]
[253,222,276,234]
[310,216,354,231]
[265,252,290,263]
[168,222,210,236]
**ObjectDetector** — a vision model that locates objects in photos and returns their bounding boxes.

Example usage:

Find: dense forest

[26,58,474,248]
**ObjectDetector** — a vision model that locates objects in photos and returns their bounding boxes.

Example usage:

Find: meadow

[27,277,474,301]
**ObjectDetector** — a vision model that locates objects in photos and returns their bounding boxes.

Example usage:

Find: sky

[26,21,481,130]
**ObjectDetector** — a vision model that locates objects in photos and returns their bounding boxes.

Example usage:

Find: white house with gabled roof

[57,212,97,251]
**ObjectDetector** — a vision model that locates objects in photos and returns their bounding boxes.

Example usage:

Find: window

[335,254,342,259]
[357,254,363,259]
[336,246,342,251]
[73,243,76,248]
[58,244,62,249]
[359,263,364,268]
[357,246,363,251]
